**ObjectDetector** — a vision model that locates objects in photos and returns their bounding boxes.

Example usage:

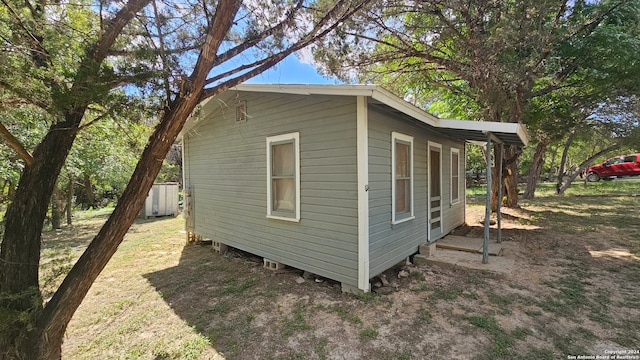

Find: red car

[586,153,640,182]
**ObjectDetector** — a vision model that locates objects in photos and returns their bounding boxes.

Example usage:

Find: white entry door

[428,142,443,240]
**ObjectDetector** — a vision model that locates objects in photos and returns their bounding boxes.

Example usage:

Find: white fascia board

[234,83,379,97]
[439,119,518,133]
[371,88,439,127]
[515,122,531,145]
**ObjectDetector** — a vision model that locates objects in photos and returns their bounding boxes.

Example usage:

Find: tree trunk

[491,144,521,210]
[557,144,622,194]
[1,0,156,357]
[503,145,520,207]
[83,174,95,209]
[0,180,6,204]
[66,175,74,226]
[23,2,242,357]
[0,111,84,358]
[26,80,204,360]
[51,185,62,230]
[546,144,558,181]
[523,140,548,199]
[555,130,577,194]
[6,180,15,202]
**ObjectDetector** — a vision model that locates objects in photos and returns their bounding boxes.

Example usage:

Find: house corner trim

[357,96,370,292]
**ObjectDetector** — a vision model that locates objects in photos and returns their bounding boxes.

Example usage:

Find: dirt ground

[56,196,640,360]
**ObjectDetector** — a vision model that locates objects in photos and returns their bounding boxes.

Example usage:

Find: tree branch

[210,0,305,67]
[202,0,369,99]
[0,79,51,111]
[0,121,34,166]
[93,0,152,63]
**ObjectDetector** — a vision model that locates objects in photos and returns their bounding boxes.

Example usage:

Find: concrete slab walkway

[416,235,516,275]
[436,235,502,256]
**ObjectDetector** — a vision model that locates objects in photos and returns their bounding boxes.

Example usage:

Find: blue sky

[245,54,342,85]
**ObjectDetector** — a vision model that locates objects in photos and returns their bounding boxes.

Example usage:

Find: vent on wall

[236,100,247,122]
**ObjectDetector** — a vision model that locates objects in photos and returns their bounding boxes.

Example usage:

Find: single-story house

[180,84,529,293]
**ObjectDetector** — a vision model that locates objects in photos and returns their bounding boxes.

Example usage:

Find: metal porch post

[483,136,492,264]
[497,143,504,243]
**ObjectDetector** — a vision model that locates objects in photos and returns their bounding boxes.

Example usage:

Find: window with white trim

[267,133,300,221]
[392,132,414,224]
[451,148,461,204]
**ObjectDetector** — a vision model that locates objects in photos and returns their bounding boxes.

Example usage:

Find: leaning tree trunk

[26,82,205,360]
[523,140,548,199]
[555,130,577,194]
[23,2,242,357]
[0,112,84,359]
[557,144,622,195]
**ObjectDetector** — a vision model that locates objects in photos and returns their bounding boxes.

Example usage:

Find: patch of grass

[587,288,612,325]
[539,273,590,318]
[467,315,533,359]
[276,352,306,360]
[467,274,488,286]
[513,347,555,360]
[428,287,462,304]
[414,306,432,325]
[245,313,255,323]
[221,278,257,294]
[206,301,231,316]
[613,319,640,347]
[410,281,429,292]
[575,326,596,340]
[178,335,211,360]
[488,293,516,307]
[507,283,528,291]
[326,304,348,319]
[357,291,381,304]
[512,327,533,340]
[359,327,379,341]
[523,308,543,317]
[387,352,412,360]
[551,330,589,357]
[314,337,329,360]
[282,305,312,338]
[409,271,425,281]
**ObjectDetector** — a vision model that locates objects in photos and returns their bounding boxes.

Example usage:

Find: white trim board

[356,96,370,292]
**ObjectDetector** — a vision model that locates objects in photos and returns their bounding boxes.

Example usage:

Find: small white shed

[140,182,180,218]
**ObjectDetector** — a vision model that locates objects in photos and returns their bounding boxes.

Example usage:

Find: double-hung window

[266,132,300,222]
[451,148,461,204]
[392,132,414,224]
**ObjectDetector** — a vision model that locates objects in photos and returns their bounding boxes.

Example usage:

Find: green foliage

[0,286,41,356]
[358,327,379,341]
[315,0,640,192]
[282,305,312,338]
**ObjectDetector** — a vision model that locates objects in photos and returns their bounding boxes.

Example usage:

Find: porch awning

[437,119,530,147]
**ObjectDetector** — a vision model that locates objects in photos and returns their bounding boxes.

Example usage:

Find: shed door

[428,142,443,240]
